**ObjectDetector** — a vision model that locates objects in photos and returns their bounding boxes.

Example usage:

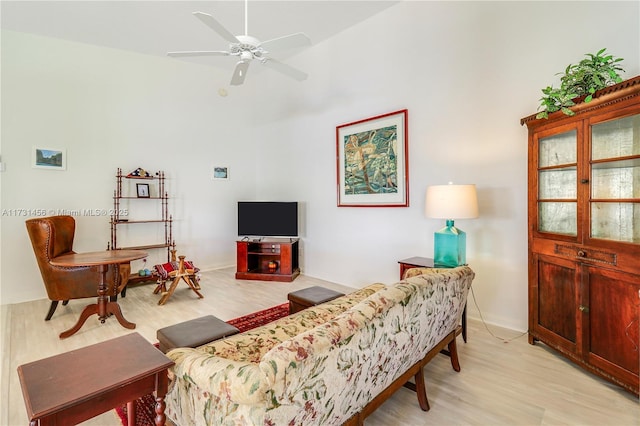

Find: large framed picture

[32,146,66,170]
[336,109,409,207]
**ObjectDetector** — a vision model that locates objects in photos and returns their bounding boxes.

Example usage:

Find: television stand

[236,238,300,282]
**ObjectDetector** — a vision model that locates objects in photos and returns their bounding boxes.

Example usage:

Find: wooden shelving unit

[110,168,172,284]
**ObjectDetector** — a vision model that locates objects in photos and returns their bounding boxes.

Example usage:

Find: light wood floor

[2,267,638,425]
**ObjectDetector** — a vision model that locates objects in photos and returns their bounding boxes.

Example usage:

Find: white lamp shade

[425,184,479,219]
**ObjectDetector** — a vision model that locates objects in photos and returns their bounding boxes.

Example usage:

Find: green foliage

[536,48,625,119]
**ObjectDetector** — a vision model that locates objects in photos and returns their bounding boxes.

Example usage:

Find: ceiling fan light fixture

[168,6,311,86]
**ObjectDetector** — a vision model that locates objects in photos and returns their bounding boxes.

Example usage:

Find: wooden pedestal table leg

[59,263,135,339]
[106,263,136,329]
[59,303,99,339]
[105,300,136,329]
[59,263,111,339]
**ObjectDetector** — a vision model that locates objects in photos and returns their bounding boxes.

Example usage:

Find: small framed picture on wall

[32,146,66,170]
[212,166,229,180]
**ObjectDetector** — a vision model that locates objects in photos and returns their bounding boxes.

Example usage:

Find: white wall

[250,1,640,331]
[1,30,257,303]
[1,1,639,332]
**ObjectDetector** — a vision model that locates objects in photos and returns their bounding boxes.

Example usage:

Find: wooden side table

[398,256,467,343]
[398,256,434,280]
[50,249,148,338]
[17,332,174,426]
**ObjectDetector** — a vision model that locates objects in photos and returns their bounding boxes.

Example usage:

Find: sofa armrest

[403,266,454,279]
[166,347,268,405]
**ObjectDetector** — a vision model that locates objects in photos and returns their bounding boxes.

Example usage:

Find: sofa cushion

[167,350,268,407]
[194,283,385,364]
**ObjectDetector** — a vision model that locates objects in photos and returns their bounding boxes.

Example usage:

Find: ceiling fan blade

[167,51,230,57]
[261,58,308,82]
[230,61,250,86]
[260,32,311,52]
[193,11,239,44]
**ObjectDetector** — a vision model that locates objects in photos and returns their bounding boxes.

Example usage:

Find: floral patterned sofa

[165,266,475,425]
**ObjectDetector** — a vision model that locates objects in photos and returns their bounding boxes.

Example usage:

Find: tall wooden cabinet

[521,76,640,395]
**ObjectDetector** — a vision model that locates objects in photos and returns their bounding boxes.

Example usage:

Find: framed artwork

[136,183,150,198]
[336,109,409,207]
[32,147,66,170]
[212,166,229,180]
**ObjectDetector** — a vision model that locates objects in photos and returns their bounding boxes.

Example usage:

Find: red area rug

[115,303,290,425]
[226,302,290,332]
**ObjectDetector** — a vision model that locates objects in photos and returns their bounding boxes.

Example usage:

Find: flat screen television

[238,201,298,237]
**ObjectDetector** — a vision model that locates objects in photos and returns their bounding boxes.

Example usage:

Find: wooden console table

[236,239,300,282]
[398,256,467,342]
[17,332,174,426]
[50,249,147,338]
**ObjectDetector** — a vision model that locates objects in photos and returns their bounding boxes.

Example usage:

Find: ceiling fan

[167,1,311,86]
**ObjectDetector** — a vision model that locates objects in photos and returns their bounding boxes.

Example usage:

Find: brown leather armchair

[25,215,130,320]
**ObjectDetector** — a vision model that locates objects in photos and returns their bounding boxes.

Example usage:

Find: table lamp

[425,183,479,267]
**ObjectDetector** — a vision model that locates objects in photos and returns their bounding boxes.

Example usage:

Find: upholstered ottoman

[157,315,240,353]
[287,286,345,314]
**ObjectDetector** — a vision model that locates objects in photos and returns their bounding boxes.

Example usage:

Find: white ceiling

[1,1,399,63]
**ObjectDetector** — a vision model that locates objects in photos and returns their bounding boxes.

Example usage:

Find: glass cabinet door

[590,114,640,243]
[538,130,578,236]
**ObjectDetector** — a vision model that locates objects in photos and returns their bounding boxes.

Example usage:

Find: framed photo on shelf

[336,109,409,207]
[32,146,66,170]
[136,183,150,198]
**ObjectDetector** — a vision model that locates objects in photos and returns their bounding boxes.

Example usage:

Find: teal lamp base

[434,219,466,268]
